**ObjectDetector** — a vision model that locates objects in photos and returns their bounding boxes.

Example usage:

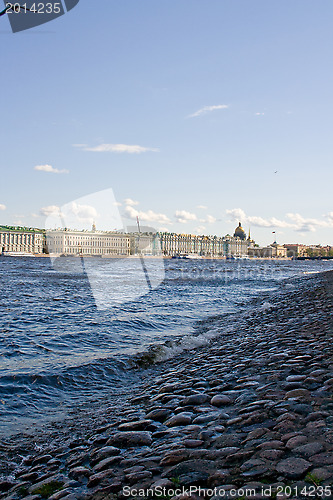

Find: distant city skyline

[1,1,333,246]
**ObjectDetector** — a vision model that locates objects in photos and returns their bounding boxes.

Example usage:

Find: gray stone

[182,439,204,448]
[125,470,153,484]
[180,394,210,406]
[91,445,120,462]
[285,388,310,399]
[118,419,152,431]
[109,431,152,447]
[259,449,284,460]
[93,456,122,472]
[211,395,232,407]
[294,442,324,458]
[310,452,333,466]
[213,434,242,448]
[68,467,91,480]
[165,413,193,427]
[276,457,311,478]
[285,435,308,449]
[87,469,114,488]
[49,489,75,500]
[162,459,216,479]
[146,408,172,422]
[257,440,284,450]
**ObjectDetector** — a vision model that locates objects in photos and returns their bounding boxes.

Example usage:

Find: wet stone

[32,454,53,465]
[125,470,153,484]
[0,480,17,493]
[276,457,311,478]
[257,440,284,450]
[87,469,114,488]
[213,434,242,448]
[259,449,284,460]
[160,450,189,466]
[145,408,172,422]
[16,472,39,482]
[118,419,154,432]
[180,394,210,406]
[162,458,216,479]
[93,456,122,472]
[165,413,193,427]
[285,435,308,449]
[211,395,232,407]
[310,452,333,466]
[109,431,152,447]
[182,439,204,448]
[68,467,91,480]
[240,458,267,472]
[91,445,120,463]
[293,442,325,458]
[310,467,333,481]
[286,375,306,382]
[48,490,74,500]
[285,388,310,399]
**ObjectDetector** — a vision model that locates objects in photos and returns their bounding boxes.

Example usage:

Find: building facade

[0,226,44,254]
[283,244,308,258]
[248,242,287,258]
[158,223,252,258]
[46,229,130,256]
[158,232,227,257]
[129,233,162,256]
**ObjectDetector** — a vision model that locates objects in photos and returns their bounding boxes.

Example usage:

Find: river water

[1,256,332,435]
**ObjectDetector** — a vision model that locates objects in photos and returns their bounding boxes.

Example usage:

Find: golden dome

[234,222,246,240]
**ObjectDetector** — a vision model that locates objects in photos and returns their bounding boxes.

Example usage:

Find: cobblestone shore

[1,271,333,500]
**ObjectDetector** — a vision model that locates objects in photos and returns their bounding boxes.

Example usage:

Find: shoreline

[1,271,333,499]
[1,254,294,260]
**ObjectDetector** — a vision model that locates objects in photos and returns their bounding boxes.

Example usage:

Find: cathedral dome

[234,222,246,240]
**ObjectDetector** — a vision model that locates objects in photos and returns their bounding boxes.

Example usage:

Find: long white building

[0,226,44,254]
[46,228,130,256]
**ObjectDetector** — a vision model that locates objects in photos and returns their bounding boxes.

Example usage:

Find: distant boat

[226,255,250,260]
[172,254,202,260]
[1,251,35,257]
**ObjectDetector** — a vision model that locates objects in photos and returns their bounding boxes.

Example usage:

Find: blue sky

[1,0,333,245]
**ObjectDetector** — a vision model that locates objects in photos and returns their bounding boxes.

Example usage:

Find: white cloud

[0,204,6,211]
[34,164,69,174]
[205,215,216,224]
[40,205,61,217]
[255,112,265,116]
[67,202,98,222]
[195,226,206,234]
[124,198,139,206]
[226,208,333,233]
[199,216,216,223]
[197,205,208,210]
[125,205,171,225]
[75,144,159,154]
[226,208,246,222]
[175,210,197,224]
[188,104,228,118]
[285,213,333,233]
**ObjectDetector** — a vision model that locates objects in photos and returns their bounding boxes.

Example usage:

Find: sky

[1,0,333,246]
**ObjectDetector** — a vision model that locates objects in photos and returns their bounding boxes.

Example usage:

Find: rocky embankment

[1,271,333,500]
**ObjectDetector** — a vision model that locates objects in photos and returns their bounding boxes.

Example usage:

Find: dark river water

[1,256,332,435]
